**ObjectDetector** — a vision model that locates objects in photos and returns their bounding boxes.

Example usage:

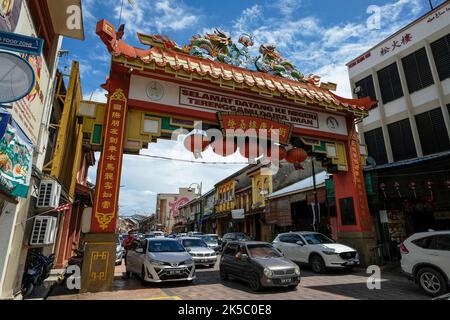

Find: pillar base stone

[80,233,118,294]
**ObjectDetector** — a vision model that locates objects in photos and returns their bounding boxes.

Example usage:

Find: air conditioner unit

[30,216,58,246]
[36,180,61,209]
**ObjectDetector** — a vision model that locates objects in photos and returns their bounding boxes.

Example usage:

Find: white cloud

[232,0,426,97]
[114,0,199,35]
[83,88,108,103]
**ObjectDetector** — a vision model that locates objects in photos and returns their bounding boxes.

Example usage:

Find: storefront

[365,151,450,262]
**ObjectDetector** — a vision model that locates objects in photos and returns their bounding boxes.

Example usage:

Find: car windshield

[247,244,282,259]
[148,241,185,253]
[182,239,207,248]
[303,233,334,245]
[201,235,218,243]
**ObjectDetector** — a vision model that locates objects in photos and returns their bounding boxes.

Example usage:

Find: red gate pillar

[333,121,376,266]
[81,78,128,293]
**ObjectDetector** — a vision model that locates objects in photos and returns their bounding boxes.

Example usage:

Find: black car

[220,232,250,252]
[219,241,301,291]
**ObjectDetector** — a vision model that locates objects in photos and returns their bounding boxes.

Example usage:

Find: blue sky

[60,0,442,216]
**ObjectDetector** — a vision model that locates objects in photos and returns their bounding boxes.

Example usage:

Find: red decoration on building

[408,182,417,199]
[445,180,450,190]
[286,148,308,164]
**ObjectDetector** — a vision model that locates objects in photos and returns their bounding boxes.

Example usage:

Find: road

[48,259,429,300]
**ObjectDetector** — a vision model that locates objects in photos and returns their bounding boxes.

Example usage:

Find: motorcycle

[21,252,55,298]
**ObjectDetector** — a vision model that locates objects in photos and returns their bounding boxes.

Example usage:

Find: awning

[267,171,328,200]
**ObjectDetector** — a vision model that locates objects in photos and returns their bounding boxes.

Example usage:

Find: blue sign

[0,30,43,56]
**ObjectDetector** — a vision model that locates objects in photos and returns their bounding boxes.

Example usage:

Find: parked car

[145,231,165,239]
[116,239,124,265]
[220,232,250,252]
[220,241,301,291]
[125,239,195,283]
[400,231,450,297]
[199,234,221,252]
[179,237,217,267]
[273,232,359,273]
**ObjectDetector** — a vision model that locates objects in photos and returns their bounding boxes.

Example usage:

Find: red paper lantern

[239,141,263,159]
[184,134,210,153]
[212,138,237,157]
[286,148,308,164]
[263,144,287,161]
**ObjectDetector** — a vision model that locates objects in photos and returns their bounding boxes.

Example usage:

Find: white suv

[400,231,450,297]
[273,232,359,273]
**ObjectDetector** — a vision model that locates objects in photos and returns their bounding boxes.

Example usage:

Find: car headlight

[149,259,166,266]
[322,251,337,255]
[294,267,301,276]
[182,259,194,265]
[264,268,273,278]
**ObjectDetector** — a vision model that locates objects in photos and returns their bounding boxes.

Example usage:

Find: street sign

[0,51,36,103]
[0,30,43,56]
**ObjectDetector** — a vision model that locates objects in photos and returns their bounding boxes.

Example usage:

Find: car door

[427,235,450,277]
[222,243,238,276]
[275,235,298,261]
[287,234,309,263]
[235,245,253,282]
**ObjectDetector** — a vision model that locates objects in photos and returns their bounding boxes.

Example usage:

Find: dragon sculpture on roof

[138,29,320,85]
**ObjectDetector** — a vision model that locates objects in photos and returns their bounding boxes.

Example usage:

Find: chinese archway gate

[79,20,377,293]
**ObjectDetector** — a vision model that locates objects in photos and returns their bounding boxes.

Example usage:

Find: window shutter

[377,63,404,104]
[431,34,450,81]
[388,119,417,161]
[355,75,377,102]
[416,108,450,155]
[364,128,388,165]
[401,48,434,93]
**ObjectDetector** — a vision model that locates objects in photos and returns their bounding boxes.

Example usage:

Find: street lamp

[188,182,202,196]
[306,157,320,232]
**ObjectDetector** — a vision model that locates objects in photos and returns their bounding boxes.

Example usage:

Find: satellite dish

[0,51,36,104]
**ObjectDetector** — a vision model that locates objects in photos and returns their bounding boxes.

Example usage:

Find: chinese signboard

[380,33,413,57]
[91,89,127,233]
[218,113,293,144]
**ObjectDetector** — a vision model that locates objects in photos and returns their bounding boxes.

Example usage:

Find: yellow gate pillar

[81,76,129,293]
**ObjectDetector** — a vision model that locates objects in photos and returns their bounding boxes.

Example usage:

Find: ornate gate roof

[96,20,376,117]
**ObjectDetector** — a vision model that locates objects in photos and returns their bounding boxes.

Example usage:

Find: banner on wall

[0,122,33,198]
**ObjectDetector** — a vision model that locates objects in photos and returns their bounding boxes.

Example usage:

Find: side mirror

[296,241,305,246]
[186,248,192,252]
[136,248,144,254]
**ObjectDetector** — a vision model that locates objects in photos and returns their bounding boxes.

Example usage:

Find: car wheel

[417,267,447,297]
[219,267,228,281]
[310,255,326,274]
[249,274,262,292]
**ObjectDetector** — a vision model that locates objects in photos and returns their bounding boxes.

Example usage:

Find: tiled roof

[97,20,376,116]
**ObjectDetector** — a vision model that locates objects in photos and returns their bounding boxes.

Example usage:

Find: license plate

[280,278,292,284]
[168,270,183,275]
